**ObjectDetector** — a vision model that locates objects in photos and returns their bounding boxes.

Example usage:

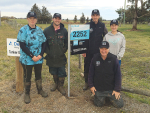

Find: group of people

[17,9,126,108]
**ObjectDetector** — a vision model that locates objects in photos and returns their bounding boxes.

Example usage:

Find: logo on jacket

[90,28,93,33]
[108,38,120,45]
[96,61,100,66]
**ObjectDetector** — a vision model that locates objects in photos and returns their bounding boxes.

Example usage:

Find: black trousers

[22,64,42,82]
[84,54,95,74]
[84,54,95,83]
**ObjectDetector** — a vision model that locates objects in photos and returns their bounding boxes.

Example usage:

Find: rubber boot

[58,77,66,96]
[24,82,31,104]
[35,79,48,98]
[50,75,58,91]
[83,73,89,90]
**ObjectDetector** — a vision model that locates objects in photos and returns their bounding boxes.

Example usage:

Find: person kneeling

[88,41,124,108]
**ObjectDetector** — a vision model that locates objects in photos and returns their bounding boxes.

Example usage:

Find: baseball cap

[99,41,109,49]
[27,12,37,18]
[110,19,118,26]
[91,9,100,15]
[53,13,61,19]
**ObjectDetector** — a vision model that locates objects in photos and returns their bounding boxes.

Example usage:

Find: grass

[1,20,150,105]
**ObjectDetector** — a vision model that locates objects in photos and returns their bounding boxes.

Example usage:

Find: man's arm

[103,25,108,37]
[112,58,122,99]
[88,58,96,95]
[114,58,122,92]
[63,29,68,53]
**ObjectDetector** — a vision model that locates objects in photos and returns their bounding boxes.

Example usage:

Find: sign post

[7,38,24,92]
[68,24,90,97]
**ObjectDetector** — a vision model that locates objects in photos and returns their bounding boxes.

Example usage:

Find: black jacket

[88,53,122,92]
[43,23,68,67]
[87,19,108,55]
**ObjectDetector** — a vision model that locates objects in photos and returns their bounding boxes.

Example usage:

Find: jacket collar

[51,22,64,30]
[28,24,36,30]
[90,19,100,25]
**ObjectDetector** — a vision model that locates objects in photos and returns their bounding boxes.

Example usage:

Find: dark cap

[91,9,100,15]
[27,12,37,18]
[53,13,61,19]
[99,41,109,49]
[110,19,118,26]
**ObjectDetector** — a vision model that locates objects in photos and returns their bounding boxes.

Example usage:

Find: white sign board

[7,38,20,57]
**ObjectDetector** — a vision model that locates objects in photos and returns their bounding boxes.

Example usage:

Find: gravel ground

[0,80,150,113]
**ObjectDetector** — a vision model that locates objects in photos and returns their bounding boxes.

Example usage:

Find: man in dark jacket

[43,13,68,95]
[82,9,108,90]
[88,41,124,108]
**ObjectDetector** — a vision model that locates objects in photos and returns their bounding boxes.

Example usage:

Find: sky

[0,0,131,20]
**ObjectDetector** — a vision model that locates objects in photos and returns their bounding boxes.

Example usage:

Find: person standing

[103,20,126,66]
[17,12,48,104]
[43,13,68,96]
[82,9,108,90]
[88,41,124,108]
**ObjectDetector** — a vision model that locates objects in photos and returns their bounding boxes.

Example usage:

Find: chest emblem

[96,61,100,66]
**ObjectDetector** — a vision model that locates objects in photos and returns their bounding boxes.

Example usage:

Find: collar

[28,24,36,30]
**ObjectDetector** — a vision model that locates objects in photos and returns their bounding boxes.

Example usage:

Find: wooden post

[15,57,24,92]
[79,54,82,69]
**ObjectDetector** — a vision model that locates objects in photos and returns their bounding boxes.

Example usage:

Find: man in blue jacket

[88,41,124,108]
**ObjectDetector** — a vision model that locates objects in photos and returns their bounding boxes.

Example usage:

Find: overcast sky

[0,0,131,20]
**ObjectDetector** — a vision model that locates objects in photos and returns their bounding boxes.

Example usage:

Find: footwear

[35,79,48,98]
[50,75,58,91]
[24,82,31,104]
[83,73,89,90]
[58,77,66,96]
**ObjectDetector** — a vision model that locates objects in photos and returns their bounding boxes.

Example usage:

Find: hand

[90,87,96,95]
[112,90,121,100]
[32,56,39,62]
[82,53,86,57]
[37,55,42,60]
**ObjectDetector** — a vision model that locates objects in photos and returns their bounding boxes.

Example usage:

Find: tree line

[116,0,150,30]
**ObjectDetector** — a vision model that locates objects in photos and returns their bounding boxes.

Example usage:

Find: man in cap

[82,9,108,90]
[88,41,124,108]
[43,13,68,95]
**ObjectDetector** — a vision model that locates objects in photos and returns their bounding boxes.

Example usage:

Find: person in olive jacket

[43,13,68,95]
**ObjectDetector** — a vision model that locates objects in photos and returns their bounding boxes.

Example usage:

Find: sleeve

[39,42,46,56]
[88,58,95,88]
[20,42,34,58]
[63,29,68,53]
[117,35,126,59]
[17,27,27,43]
[103,25,108,37]
[103,35,107,41]
[114,58,122,92]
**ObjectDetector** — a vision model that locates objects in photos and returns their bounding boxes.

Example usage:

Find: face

[53,17,61,26]
[91,14,100,23]
[110,24,118,32]
[27,17,37,26]
[100,48,109,57]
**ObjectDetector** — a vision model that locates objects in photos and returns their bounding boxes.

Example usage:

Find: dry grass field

[0,20,150,113]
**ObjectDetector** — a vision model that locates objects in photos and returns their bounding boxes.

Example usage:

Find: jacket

[87,19,108,55]
[43,23,68,67]
[88,53,122,92]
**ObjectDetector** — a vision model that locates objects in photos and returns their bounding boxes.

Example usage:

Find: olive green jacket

[43,23,68,67]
